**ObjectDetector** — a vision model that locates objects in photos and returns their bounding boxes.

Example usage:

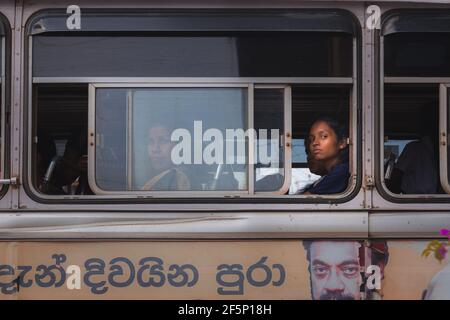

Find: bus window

[381,10,450,197]
[28,10,358,200]
[0,13,8,197]
[383,85,441,195]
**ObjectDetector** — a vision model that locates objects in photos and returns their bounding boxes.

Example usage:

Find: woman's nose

[312,138,319,146]
[150,142,161,153]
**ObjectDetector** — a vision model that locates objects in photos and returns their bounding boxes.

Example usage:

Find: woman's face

[308,120,346,163]
[148,126,173,172]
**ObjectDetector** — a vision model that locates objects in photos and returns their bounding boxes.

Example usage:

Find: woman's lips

[312,149,321,155]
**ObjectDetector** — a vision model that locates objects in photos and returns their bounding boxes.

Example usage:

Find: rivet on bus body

[286,142,291,147]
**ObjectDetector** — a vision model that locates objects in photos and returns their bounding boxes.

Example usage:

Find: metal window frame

[378,29,450,201]
[24,14,361,203]
[0,10,12,197]
[439,84,450,195]
[89,82,257,197]
[1,36,5,180]
[33,77,353,84]
[88,79,358,200]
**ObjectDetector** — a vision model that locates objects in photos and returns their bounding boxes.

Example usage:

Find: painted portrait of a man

[303,240,389,300]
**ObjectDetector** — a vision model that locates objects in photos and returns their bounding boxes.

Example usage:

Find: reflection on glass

[95,87,248,192]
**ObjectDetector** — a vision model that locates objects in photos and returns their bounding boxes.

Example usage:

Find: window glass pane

[254,88,285,192]
[385,33,450,77]
[33,33,352,78]
[95,87,248,192]
[383,84,442,194]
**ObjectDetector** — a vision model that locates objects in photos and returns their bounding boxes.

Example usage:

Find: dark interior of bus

[384,84,443,194]
[32,85,443,195]
[33,84,351,195]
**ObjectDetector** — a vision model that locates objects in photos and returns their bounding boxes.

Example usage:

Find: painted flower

[437,244,448,260]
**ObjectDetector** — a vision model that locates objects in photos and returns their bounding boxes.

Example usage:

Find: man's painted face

[309,241,362,300]
[148,126,173,172]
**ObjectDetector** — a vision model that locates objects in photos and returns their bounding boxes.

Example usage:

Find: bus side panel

[0,240,445,300]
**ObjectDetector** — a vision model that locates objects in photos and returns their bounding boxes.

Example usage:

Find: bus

[0,0,447,300]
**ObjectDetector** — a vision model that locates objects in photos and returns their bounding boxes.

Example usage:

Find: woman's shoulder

[305,161,350,195]
[326,161,349,178]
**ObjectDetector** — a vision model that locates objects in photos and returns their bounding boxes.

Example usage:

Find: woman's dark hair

[305,115,349,163]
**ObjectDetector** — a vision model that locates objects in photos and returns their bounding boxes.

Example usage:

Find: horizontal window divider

[33,77,354,84]
[384,77,450,83]
[27,187,358,200]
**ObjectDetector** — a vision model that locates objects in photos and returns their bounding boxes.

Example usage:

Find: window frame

[0,11,10,198]
[88,82,288,197]
[377,9,450,203]
[439,84,450,195]
[0,35,5,180]
[24,9,362,204]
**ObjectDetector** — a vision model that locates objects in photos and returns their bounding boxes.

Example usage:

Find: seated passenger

[387,137,438,194]
[54,129,92,195]
[141,123,191,191]
[302,116,350,195]
[386,106,439,194]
